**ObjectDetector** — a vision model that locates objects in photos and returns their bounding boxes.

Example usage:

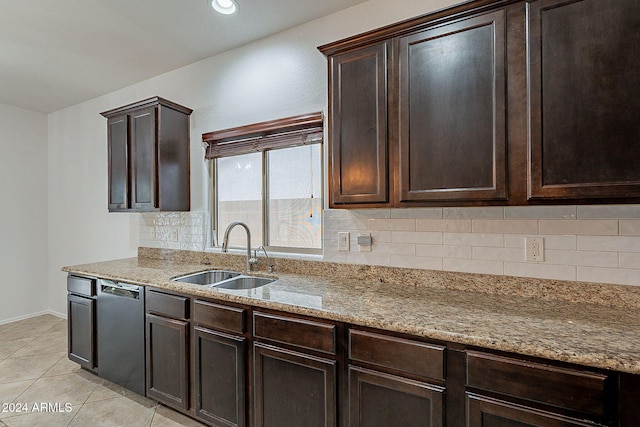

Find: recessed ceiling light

[211,0,238,15]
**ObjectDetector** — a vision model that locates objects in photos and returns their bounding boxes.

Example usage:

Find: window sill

[204,246,323,261]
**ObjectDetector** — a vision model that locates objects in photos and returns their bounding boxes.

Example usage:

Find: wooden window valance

[203,112,323,159]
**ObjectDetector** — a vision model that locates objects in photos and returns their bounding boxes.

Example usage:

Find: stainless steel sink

[173,270,240,285]
[214,276,274,290]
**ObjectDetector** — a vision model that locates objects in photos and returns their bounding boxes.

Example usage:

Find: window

[204,113,323,254]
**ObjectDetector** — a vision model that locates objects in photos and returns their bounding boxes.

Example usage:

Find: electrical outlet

[170,228,179,242]
[338,232,350,251]
[150,228,156,240]
[525,237,544,262]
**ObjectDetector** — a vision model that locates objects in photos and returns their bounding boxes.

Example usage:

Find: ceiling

[0,0,366,113]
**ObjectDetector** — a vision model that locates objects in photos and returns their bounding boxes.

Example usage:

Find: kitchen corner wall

[0,103,49,323]
[139,211,207,252]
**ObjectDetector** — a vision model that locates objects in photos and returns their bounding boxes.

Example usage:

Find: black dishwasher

[97,279,145,395]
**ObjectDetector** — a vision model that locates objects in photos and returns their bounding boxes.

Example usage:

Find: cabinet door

[397,10,507,202]
[527,0,640,200]
[130,107,157,210]
[253,343,336,427]
[194,326,246,427]
[329,42,389,205]
[107,114,129,211]
[349,366,444,427]
[467,394,597,427]
[146,313,189,410]
[67,294,96,371]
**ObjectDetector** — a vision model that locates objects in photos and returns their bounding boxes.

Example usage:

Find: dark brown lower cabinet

[146,313,189,410]
[67,275,97,372]
[466,394,598,427]
[253,342,337,427]
[67,293,97,371]
[349,366,444,427]
[466,350,615,427]
[193,326,246,427]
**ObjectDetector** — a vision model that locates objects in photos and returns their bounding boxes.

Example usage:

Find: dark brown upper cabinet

[101,97,192,212]
[527,0,640,200]
[397,10,507,202]
[321,0,640,207]
[327,42,389,206]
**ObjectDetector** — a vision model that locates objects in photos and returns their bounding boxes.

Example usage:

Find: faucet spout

[221,221,257,272]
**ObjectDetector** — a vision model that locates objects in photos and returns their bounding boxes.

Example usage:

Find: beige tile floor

[0,314,205,427]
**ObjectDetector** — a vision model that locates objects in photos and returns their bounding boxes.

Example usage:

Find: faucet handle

[255,245,276,273]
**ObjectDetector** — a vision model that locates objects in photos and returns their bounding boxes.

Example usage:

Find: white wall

[0,103,49,323]
[46,0,460,315]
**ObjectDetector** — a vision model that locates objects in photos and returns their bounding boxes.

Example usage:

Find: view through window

[207,114,323,254]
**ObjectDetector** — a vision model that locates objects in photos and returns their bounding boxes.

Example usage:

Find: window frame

[204,113,324,255]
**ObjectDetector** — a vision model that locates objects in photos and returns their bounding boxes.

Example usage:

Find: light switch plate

[338,232,350,251]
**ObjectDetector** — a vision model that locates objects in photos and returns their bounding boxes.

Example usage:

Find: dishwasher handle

[99,280,141,300]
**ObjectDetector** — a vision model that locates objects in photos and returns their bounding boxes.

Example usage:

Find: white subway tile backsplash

[140,207,640,287]
[443,207,504,219]
[504,262,576,281]
[416,244,472,259]
[545,250,619,268]
[390,208,443,219]
[577,205,640,219]
[443,258,504,275]
[578,267,640,286]
[539,220,618,236]
[322,209,350,219]
[323,250,347,263]
[472,219,538,234]
[350,209,391,219]
[392,231,443,245]
[620,220,640,236]
[323,217,369,232]
[324,239,339,252]
[619,253,640,270]
[346,252,391,266]
[472,247,524,263]
[390,255,443,270]
[504,234,577,250]
[578,236,640,252]
[368,218,415,231]
[372,242,416,256]
[443,232,503,247]
[504,206,577,219]
[416,219,471,232]
[370,231,392,243]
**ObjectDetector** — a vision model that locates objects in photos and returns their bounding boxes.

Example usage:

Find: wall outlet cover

[525,237,544,262]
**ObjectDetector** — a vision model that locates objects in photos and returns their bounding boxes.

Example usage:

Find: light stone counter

[63,248,640,375]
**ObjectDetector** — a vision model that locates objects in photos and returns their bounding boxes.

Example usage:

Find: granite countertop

[63,250,640,375]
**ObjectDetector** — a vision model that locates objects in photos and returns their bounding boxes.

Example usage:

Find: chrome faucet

[221,221,258,272]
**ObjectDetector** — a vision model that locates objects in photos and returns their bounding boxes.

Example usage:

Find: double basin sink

[172,270,274,290]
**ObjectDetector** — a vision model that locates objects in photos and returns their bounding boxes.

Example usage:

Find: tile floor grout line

[1,314,205,427]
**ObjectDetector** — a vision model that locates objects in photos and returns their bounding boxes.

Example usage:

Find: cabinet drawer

[349,329,445,381]
[466,351,609,417]
[146,290,189,320]
[193,300,245,334]
[253,312,336,355]
[67,275,96,297]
